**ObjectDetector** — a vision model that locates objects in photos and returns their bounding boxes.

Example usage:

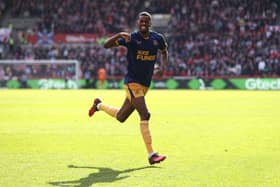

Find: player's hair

[138,11,152,21]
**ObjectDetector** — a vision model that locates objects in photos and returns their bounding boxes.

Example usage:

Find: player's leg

[131,96,153,153]
[131,96,166,165]
[89,83,136,120]
[127,83,166,164]
[88,98,118,118]
[88,97,135,123]
[116,98,135,123]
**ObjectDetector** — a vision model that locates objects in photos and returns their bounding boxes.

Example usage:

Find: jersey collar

[139,31,150,40]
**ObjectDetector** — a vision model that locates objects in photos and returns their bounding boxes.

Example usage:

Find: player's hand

[153,64,163,78]
[119,32,130,42]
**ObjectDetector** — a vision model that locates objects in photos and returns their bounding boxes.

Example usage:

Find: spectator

[1,0,279,79]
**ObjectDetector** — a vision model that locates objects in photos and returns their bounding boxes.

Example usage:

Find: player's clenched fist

[119,32,130,42]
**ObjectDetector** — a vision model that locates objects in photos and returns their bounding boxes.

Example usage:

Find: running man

[89,11,168,165]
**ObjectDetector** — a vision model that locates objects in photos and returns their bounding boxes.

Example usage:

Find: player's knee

[117,117,126,123]
[140,112,150,121]
[116,113,127,123]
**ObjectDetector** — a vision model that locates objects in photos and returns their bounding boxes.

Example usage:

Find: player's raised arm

[104,32,130,48]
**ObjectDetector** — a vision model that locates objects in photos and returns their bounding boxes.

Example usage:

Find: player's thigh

[125,83,148,101]
[124,83,150,120]
[131,96,150,121]
[116,98,135,122]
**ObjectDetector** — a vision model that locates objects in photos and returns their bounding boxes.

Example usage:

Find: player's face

[137,16,151,33]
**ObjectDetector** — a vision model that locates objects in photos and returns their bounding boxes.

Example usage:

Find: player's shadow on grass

[48,164,159,187]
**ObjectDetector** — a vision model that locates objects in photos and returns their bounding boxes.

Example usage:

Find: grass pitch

[0,90,280,187]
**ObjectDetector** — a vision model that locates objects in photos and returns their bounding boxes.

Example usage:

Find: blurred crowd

[167,0,280,77]
[1,44,127,81]
[10,0,143,34]
[1,0,280,82]
[0,1,6,19]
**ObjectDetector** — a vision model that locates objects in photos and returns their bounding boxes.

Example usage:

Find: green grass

[0,90,280,187]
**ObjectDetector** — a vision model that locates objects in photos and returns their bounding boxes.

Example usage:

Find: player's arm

[160,49,168,72]
[104,32,130,48]
[154,33,168,77]
[154,49,168,77]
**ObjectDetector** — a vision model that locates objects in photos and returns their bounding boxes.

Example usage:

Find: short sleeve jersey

[116,31,167,87]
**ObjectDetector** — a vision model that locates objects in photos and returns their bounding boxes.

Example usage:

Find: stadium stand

[0,0,280,81]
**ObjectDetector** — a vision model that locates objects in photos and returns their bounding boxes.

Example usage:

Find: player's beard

[139,25,149,36]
